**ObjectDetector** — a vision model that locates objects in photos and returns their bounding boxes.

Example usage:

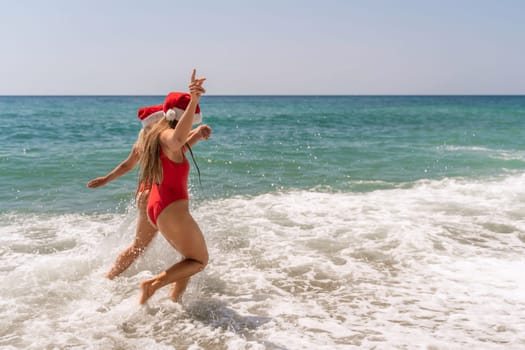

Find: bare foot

[139,278,158,304]
[105,269,117,280]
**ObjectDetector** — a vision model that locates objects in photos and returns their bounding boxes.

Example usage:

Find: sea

[1,95,524,349]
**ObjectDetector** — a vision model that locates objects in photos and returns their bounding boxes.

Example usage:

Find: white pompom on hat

[137,104,164,128]
[163,92,202,124]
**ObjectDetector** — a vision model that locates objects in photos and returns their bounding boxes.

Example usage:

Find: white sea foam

[1,173,525,349]
[439,145,525,161]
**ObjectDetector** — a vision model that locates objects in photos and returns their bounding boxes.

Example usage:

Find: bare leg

[139,201,208,304]
[106,190,157,279]
[139,260,204,304]
[170,277,190,302]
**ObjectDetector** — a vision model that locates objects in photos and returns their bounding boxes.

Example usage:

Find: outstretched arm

[86,144,140,188]
[183,124,212,152]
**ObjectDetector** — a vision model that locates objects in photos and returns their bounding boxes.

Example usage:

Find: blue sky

[0,0,524,95]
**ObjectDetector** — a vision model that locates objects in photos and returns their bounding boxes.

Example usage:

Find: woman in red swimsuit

[87,105,205,280]
[138,70,211,304]
[87,105,163,279]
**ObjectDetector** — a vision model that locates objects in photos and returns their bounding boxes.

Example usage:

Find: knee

[201,253,209,268]
[190,251,208,271]
[199,253,209,270]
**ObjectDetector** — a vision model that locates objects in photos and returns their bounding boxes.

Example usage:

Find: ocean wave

[438,144,525,161]
[1,173,525,348]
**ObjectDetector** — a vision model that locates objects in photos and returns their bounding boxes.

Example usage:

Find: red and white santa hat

[163,92,202,125]
[137,104,164,128]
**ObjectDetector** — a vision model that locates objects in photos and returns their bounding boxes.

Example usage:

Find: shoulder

[160,129,183,153]
[131,143,141,157]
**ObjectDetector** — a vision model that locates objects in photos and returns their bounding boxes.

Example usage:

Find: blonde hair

[138,117,202,189]
[135,128,146,155]
[139,118,172,186]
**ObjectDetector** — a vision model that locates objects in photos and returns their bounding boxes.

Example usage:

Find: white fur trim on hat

[141,110,164,128]
[165,107,202,124]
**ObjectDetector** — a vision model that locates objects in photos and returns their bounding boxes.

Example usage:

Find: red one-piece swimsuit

[147,147,190,226]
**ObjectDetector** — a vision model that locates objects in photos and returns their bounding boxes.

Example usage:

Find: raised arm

[87,144,140,188]
[161,69,206,152]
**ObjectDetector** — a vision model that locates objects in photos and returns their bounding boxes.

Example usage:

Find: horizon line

[1,94,524,97]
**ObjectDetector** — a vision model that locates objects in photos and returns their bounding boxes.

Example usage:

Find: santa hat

[163,92,202,124]
[137,104,164,128]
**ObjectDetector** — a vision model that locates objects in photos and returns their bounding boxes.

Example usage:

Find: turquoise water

[2,95,525,213]
[2,96,525,349]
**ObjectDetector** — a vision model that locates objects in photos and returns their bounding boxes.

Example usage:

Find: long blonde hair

[135,128,146,155]
[139,118,172,186]
[139,117,202,188]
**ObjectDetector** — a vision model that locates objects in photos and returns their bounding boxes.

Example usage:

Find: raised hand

[189,69,206,100]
